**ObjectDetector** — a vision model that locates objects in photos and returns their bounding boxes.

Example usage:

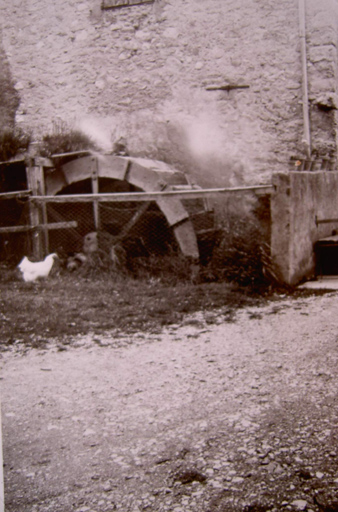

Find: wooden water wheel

[44,153,217,261]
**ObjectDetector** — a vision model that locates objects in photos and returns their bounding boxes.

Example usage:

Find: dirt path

[2,292,338,512]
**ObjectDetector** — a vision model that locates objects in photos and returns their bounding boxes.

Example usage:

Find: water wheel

[44,153,216,261]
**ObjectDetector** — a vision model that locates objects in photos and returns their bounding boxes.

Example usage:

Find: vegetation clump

[126,251,200,285]
[201,216,278,291]
[56,216,278,292]
[39,120,98,157]
[0,127,31,162]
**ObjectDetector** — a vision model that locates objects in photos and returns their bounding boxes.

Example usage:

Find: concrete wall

[0,0,337,188]
[271,171,338,285]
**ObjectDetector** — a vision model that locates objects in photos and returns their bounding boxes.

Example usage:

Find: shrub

[39,120,97,157]
[127,251,199,285]
[201,216,278,290]
[112,215,277,290]
[0,127,31,161]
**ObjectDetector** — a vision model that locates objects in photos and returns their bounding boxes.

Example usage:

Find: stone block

[308,45,336,64]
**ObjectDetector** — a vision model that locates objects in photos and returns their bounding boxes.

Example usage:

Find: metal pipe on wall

[299,0,311,158]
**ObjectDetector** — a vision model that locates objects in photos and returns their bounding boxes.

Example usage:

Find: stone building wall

[0,0,337,187]
[0,33,19,131]
[306,0,338,161]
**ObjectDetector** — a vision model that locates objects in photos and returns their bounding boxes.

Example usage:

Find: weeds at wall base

[38,128,98,157]
[0,121,97,162]
[0,127,31,162]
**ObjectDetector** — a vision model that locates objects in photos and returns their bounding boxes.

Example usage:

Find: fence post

[40,169,49,255]
[91,157,100,230]
[27,165,44,259]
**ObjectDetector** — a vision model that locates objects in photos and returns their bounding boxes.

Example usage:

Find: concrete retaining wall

[271,171,338,285]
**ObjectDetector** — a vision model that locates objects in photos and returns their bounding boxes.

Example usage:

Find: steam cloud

[75,87,269,189]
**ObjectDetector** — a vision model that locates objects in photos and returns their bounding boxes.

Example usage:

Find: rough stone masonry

[0,0,337,185]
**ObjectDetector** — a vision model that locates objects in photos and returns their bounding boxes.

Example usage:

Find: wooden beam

[114,201,151,243]
[33,157,54,168]
[101,0,154,9]
[31,185,274,203]
[51,150,92,158]
[0,158,25,167]
[0,190,31,200]
[38,221,78,231]
[206,84,250,91]
[0,221,78,234]
[0,225,34,233]
[315,217,338,226]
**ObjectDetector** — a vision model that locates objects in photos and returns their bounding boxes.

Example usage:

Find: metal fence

[0,184,273,272]
[41,195,179,263]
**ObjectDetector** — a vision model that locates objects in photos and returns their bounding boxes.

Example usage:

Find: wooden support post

[91,158,100,231]
[26,165,50,256]
[40,171,49,256]
[26,166,44,259]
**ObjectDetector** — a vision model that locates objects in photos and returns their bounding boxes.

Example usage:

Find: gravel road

[2,291,338,512]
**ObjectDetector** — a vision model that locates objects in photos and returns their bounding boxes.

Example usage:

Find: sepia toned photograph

[1,0,338,511]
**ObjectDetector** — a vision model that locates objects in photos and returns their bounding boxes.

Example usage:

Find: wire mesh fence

[0,184,275,288]
[45,198,179,270]
[0,147,276,290]
[0,193,200,267]
[0,197,32,262]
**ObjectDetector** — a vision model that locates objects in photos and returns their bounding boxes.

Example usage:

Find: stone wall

[0,32,19,131]
[271,171,338,285]
[306,0,338,161]
[0,0,337,187]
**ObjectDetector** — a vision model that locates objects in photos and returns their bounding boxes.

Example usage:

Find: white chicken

[18,253,58,282]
